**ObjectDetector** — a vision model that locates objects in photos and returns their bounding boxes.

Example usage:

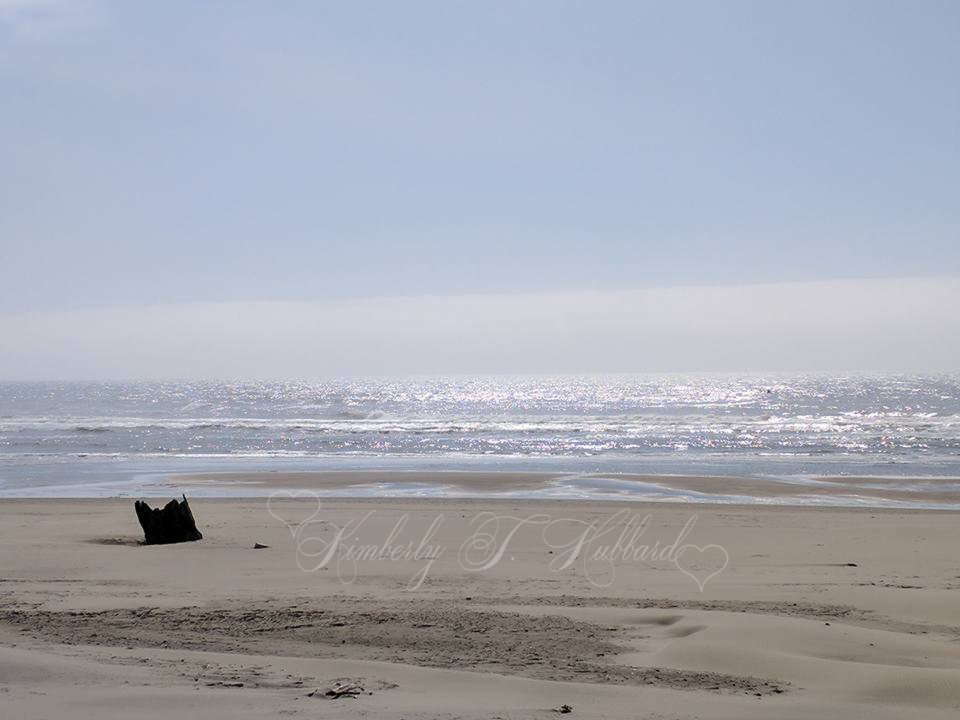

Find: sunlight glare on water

[1,375,958,496]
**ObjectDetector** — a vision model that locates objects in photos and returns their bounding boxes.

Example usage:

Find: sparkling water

[1,375,958,498]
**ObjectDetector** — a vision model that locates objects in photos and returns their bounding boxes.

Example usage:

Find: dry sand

[2,474,960,718]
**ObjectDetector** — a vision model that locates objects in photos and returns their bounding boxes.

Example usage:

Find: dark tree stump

[134,495,203,545]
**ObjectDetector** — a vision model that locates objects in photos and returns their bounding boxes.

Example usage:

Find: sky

[1,1,958,378]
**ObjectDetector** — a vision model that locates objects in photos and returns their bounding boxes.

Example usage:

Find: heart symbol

[674,544,729,593]
[266,490,323,538]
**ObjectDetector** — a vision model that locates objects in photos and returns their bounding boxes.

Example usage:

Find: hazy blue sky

[1,1,958,377]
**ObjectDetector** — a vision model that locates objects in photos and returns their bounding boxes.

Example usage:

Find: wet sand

[168,470,960,506]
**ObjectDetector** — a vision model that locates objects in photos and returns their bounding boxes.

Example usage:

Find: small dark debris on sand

[309,682,364,699]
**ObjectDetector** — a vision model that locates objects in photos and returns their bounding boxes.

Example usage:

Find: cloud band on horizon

[0,276,956,379]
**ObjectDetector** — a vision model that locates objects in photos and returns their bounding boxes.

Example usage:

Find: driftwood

[134,495,203,545]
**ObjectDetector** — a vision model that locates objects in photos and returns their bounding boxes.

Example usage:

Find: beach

[5,0,959,715]
[3,472,960,718]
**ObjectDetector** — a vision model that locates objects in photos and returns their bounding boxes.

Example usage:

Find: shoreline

[4,468,960,508]
[156,469,960,509]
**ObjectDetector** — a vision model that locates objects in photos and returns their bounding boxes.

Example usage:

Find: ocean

[1,375,958,502]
